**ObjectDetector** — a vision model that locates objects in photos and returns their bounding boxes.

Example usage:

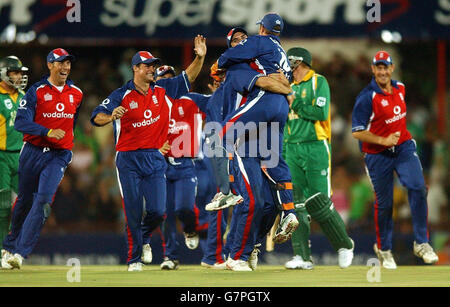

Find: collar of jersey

[40,75,74,90]
[292,69,315,85]
[126,79,155,94]
[370,78,400,95]
[268,34,281,43]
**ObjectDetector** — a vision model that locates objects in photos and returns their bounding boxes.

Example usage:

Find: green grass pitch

[1,265,449,287]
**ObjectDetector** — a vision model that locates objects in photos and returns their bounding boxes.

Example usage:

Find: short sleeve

[351,91,373,133]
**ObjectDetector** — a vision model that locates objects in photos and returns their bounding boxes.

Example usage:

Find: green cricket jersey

[284,70,331,144]
[0,85,24,151]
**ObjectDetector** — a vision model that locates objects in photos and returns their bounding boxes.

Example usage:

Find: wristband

[47,129,53,136]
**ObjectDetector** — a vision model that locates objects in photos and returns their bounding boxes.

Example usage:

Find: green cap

[287,47,312,68]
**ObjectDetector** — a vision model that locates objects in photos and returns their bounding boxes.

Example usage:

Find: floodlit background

[0,0,448,266]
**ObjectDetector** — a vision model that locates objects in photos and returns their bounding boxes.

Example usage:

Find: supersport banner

[0,0,448,42]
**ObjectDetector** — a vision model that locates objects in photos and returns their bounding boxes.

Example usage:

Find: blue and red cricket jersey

[91,81,174,151]
[16,76,83,149]
[167,93,208,158]
[352,78,412,154]
[3,76,83,258]
[352,78,429,251]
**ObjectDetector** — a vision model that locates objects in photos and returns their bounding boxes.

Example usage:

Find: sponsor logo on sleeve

[316,97,327,107]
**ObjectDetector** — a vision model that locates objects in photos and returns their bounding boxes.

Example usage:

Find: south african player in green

[0,56,28,263]
[283,48,354,269]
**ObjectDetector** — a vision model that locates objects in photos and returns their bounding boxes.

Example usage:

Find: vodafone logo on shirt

[132,109,160,128]
[385,105,406,124]
[168,118,189,134]
[42,103,74,119]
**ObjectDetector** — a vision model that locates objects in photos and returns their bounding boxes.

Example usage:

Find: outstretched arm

[184,35,207,84]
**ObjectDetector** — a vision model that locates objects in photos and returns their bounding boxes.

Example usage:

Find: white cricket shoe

[1,249,13,270]
[205,192,243,211]
[226,258,252,272]
[374,244,397,269]
[338,239,354,269]
[273,212,299,244]
[161,257,179,270]
[248,244,261,270]
[285,255,314,270]
[200,261,227,270]
[127,262,143,272]
[7,253,23,269]
[141,244,152,264]
[184,232,199,250]
[413,241,439,264]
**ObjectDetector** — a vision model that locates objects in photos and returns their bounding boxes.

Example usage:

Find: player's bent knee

[408,187,428,199]
[34,193,54,205]
[304,192,332,222]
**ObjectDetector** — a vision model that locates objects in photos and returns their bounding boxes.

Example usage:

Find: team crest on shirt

[301,89,306,98]
[152,95,159,106]
[316,97,326,107]
[129,100,138,110]
[381,99,389,107]
[3,99,12,109]
[44,93,52,101]
[178,106,184,117]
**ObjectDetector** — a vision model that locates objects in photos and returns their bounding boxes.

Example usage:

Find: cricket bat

[266,214,280,252]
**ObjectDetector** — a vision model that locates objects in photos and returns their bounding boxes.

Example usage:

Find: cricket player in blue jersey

[136,36,207,266]
[201,20,296,270]
[352,51,438,269]
[200,27,294,270]
[2,49,82,269]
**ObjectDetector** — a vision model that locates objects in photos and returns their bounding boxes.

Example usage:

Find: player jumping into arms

[351,51,438,269]
[216,13,299,271]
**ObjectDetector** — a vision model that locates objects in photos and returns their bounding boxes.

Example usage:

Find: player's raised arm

[184,35,207,84]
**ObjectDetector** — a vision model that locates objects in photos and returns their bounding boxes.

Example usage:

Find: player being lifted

[213,13,299,271]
